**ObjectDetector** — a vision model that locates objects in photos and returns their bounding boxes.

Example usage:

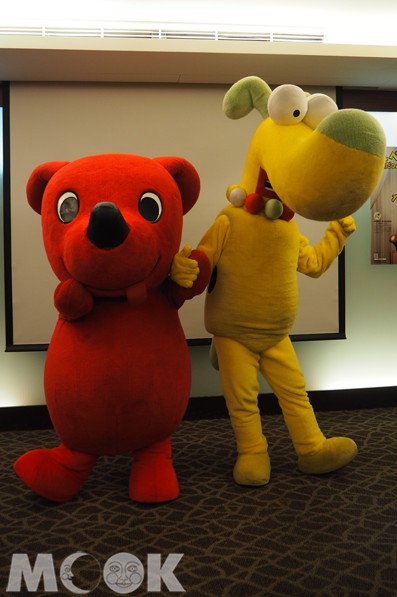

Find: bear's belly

[44,299,190,455]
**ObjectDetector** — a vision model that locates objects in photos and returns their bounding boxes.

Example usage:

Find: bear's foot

[129,440,179,503]
[14,444,97,502]
[297,437,358,475]
[233,451,271,487]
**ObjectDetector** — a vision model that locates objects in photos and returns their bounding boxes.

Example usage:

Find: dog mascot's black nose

[87,202,130,249]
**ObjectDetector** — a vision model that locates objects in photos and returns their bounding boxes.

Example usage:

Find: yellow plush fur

[172,76,385,485]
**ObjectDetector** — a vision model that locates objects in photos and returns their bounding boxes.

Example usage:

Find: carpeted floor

[1,407,397,596]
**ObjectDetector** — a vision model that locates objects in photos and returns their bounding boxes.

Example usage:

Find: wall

[0,175,47,407]
[2,177,397,408]
[7,82,341,346]
[1,100,397,409]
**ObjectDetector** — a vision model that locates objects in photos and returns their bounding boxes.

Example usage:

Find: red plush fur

[14,154,210,503]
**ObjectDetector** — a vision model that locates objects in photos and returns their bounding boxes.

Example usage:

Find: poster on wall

[369,112,397,265]
[370,148,397,264]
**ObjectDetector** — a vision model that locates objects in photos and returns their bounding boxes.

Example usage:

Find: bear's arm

[54,279,94,321]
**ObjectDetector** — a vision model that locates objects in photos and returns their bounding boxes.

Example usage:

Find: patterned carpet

[1,406,397,596]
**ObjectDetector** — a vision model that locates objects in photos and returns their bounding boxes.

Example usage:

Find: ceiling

[1,1,397,89]
[1,37,397,89]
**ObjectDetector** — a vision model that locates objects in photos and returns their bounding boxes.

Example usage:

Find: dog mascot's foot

[233,451,271,486]
[14,443,97,502]
[297,437,358,475]
[129,439,179,503]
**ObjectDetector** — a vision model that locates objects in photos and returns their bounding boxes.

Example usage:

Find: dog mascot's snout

[86,201,130,249]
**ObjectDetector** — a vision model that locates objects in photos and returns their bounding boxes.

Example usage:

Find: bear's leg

[261,336,357,474]
[129,437,179,503]
[14,443,97,502]
[214,336,271,486]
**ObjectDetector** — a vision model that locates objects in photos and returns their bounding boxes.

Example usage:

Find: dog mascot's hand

[170,245,200,288]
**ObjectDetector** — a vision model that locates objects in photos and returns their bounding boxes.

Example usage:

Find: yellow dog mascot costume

[172,76,386,486]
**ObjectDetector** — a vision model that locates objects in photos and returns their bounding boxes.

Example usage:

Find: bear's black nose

[86,202,130,249]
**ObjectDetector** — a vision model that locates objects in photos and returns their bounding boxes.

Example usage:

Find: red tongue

[245,168,294,221]
[85,281,148,305]
[279,203,295,222]
[260,170,280,202]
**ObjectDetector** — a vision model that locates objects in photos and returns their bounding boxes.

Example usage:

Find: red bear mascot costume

[14,153,210,503]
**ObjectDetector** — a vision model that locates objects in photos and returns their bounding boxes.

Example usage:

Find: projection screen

[5,82,343,348]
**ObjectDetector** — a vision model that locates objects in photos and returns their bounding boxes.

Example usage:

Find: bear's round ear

[154,156,200,215]
[26,161,70,214]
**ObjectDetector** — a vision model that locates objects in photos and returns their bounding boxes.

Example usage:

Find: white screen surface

[7,82,341,346]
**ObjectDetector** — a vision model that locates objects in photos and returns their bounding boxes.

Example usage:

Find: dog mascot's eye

[304,93,338,129]
[267,84,308,125]
[57,192,79,223]
[139,192,163,223]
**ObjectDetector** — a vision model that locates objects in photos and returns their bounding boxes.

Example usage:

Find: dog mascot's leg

[214,336,271,486]
[214,335,357,486]
[261,337,357,475]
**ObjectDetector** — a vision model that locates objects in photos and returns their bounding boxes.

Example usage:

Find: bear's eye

[57,192,79,223]
[138,192,162,223]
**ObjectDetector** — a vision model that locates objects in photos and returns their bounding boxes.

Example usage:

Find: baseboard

[1,405,53,431]
[185,386,397,419]
[1,386,396,431]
